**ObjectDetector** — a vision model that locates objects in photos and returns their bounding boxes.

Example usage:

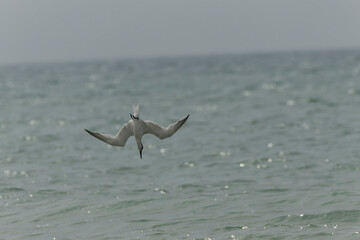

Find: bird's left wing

[143,114,189,139]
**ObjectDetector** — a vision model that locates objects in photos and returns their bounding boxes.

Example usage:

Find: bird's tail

[132,104,140,118]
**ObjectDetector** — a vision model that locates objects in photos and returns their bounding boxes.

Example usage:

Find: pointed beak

[140,150,142,159]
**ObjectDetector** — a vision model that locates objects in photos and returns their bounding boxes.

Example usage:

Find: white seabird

[85,104,189,158]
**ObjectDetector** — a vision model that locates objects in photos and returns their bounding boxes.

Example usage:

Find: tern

[85,104,189,158]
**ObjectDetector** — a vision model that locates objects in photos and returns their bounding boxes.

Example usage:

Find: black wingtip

[84,129,92,135]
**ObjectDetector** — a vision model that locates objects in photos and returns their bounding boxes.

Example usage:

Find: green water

[1,49,360,239]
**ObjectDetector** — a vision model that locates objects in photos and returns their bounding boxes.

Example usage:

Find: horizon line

[1,46,360,67]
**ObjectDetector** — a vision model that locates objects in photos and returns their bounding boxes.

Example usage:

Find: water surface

[1,50,360,239]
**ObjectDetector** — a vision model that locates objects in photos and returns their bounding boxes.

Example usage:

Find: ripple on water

[109,199,155,210]
[3,50,360,240]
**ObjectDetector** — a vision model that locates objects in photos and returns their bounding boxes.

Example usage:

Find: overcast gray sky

[1,0,360,64]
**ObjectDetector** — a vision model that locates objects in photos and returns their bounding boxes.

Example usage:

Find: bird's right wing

[85,129,118,146]
[114,121,133,146]
[85,121,133,147]
[143,114,189,139]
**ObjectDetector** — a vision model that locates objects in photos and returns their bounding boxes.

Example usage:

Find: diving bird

[85,104,189,159]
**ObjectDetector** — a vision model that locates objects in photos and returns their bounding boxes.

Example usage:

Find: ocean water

[1,49,360,240]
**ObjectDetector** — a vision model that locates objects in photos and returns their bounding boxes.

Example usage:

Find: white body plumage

[85,104,189,158]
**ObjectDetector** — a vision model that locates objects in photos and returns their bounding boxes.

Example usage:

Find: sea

[1,49,360,240]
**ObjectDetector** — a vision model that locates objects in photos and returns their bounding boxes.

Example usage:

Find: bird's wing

[143,114,189,139]
[85,129,118,146]
[114,121,133,146]
[85,121,133,147]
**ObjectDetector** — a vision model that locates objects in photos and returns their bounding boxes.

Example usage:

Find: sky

[1,0,360,64]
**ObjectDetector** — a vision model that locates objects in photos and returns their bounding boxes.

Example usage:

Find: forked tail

[132,104,140,118]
